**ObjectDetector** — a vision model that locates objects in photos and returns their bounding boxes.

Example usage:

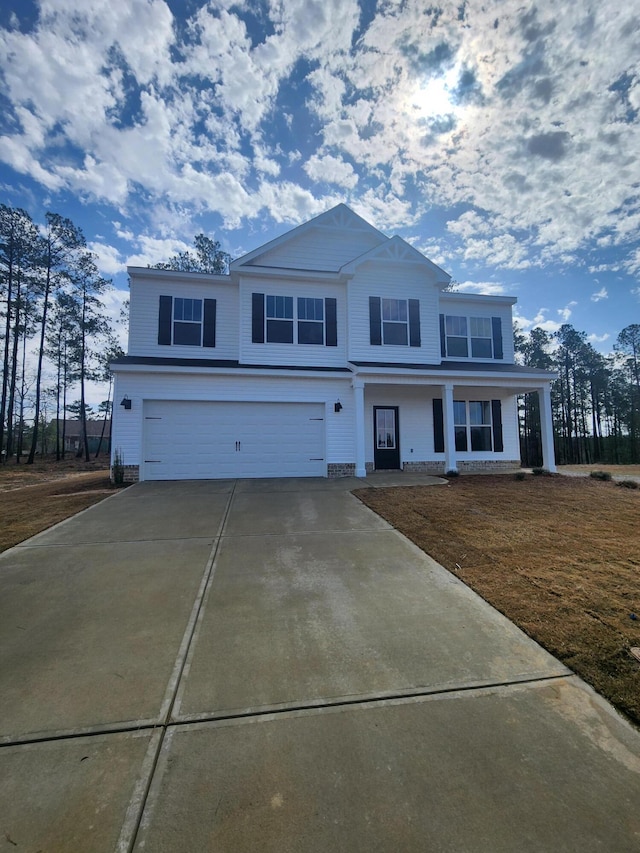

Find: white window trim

[173,297,203,346]
[265,294,326,345]
[382,298,409,346]
[445,314,494,360]
[453,400,493,452]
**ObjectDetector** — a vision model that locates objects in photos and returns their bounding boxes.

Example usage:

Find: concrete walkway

[1,474,640,852]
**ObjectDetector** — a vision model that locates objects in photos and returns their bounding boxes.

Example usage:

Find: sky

[1,0,640,394]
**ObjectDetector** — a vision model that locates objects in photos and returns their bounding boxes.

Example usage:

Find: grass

[0,456,117,553]
[354,474,640,727]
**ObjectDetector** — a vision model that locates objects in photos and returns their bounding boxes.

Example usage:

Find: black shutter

[369,296,382,345]
[492,317,503,359]
[433,398,444,453]
[252,293,265,343]
[409,299,421,347]
[158,295,172,345]
[491,399,503,452]
[325,297,337,346]
[203,299,216,348]
[439,313,446,358]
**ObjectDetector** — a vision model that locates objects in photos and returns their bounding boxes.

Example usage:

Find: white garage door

[143,400,326,480]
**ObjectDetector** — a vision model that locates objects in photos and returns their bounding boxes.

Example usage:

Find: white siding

[438,295,515,364]
[128,275,239,360]
[348,262,442,364]
[364,386,433,466]
[111,371,355,474]
[238,276,348,367]
[246,228,384,271]
[363,386,520,466]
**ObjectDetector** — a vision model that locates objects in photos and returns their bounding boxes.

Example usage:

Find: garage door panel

[143,401,325,480]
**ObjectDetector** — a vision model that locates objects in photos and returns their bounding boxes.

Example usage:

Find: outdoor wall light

[120,395,132,410]
[334,400,343,413]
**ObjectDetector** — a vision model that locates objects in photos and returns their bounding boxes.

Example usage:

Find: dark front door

[373,407,400,470]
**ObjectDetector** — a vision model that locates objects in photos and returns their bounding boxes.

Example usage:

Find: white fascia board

[440,292,518,305]
[237,267,349,282]
[127,266,232,285]
[349,363,557,383]
[111,362,352,380]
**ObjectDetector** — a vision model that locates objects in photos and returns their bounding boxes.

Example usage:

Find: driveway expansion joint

[169,671,575,728]
[115,480,239,853]
[0,670,574,750]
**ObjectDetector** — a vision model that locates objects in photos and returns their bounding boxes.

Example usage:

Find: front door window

[376,408,396,449]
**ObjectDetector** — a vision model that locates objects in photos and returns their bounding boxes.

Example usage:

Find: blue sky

[1,0,639,361]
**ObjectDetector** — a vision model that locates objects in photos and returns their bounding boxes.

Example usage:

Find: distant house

[51,419,111,454]
[111,204,556,482]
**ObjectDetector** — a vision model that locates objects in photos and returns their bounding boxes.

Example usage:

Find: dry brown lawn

[354,474,640,727]
[0,457,118,552]
[559,464,640,476]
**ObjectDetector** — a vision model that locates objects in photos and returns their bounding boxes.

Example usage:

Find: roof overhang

[234,266,349,283]
[349,360,557,392]
[127,266,232,285]
[440,291,517,305]
[111,356,352,379]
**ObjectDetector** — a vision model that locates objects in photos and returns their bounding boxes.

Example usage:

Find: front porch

[348,364,556,477]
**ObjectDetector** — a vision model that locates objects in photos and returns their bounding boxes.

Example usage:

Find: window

[252,293,337,346]
[470,317,493,358]
[173,298,202,346]
[266,295,294,343]
[297,297,324,344]
[444,315,494,359]
[453,400,468,451]
[370,297,420,347]
[445,316,468,358]
[376,408,397,449]
[382,298,408,345]
[158,296,216,348]
[454,400,493,452]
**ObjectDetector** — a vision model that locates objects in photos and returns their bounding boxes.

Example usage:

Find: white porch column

[442,382,457,473]
[538,384,557,472]
[353,378,366,477]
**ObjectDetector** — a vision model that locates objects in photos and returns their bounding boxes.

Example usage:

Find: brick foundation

[401,460,522,475]
[402,461,446,474]
[456,460,521,473]
[327,462,357,479]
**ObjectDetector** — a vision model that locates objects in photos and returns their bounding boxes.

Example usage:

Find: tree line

[0,204,121,464]
[516,323,640,466]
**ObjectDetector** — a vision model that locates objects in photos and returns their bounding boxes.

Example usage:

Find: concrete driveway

[2,475,640,852]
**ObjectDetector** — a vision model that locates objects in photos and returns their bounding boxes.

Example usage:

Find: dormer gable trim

[339,236,451,285]
[230,203,386,270]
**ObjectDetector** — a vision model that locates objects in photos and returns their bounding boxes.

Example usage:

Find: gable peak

[316,204,374,232]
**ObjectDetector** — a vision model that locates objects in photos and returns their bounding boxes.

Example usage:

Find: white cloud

[125,235,192,268]
[303,154,359,189]
[587,333,610,343]
[453,281,510,295]
[590,287,608,302]
[88,241,126,276]
[558,301,577,322]
[624,248,640,278]
[0,0,639,281]
[528,308,562,334]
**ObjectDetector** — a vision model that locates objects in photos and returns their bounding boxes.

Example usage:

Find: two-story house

[111,204,557,482]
